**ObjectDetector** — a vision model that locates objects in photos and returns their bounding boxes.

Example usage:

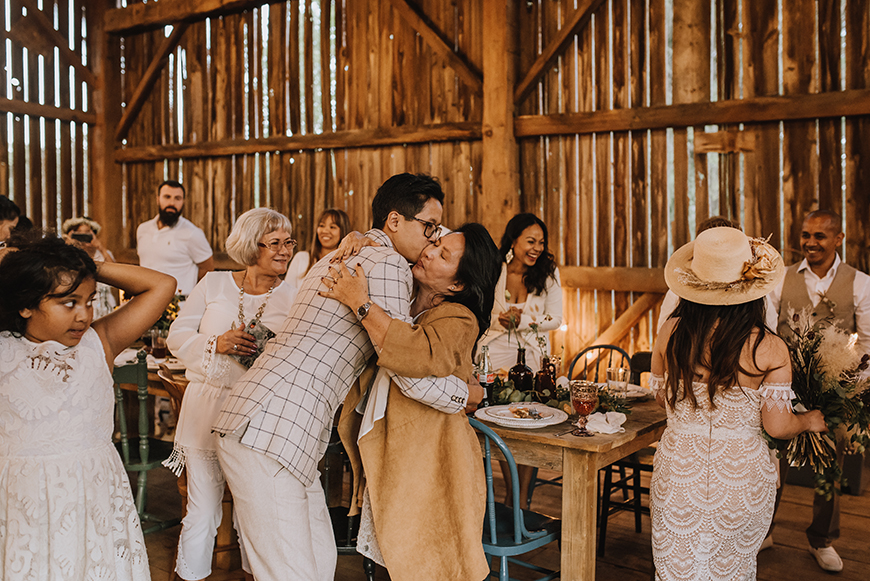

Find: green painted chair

[113,349,181,534]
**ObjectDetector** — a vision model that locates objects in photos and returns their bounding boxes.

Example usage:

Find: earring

[505,248,514,264]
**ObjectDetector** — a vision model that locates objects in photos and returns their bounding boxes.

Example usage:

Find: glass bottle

[476,345,495,407]
[508,347,534,393]
[534,356,556,398]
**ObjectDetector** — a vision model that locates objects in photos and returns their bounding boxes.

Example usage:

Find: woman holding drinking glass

[165,208,297,581]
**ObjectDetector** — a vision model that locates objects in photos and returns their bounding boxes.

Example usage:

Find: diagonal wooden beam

[514,0,605,105]
[388,0,483,96]
[104,0,287,36]
[115,23,189,142]
[18,0,97,86]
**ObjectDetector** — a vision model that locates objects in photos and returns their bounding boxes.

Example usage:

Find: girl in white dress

[164,208,297,581]
[0,232,177,580]
[286,208,351,287]
[651,227,827,581]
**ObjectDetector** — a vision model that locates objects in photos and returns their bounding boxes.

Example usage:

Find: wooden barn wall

[115,0,483,255]
[0,0,92,231]
[516,0,870,361]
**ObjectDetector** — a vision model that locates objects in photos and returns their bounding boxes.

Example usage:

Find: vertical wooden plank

[320,0,333,132]
[594,3,613,336]
[719,0,741,220]
[630,0,649,350]
[89,0,124,252]
[28,35,43,226]
[743,2,780,246]
[57,0,73,222]
[43,0,58,230]
[648,0,668,267]
[288,2,301,134]
[672,0,710,247]
[817,0,841,213]
[844,0,870,272]
[73,2,85,220]
[577,20,595,269]
[781,0,817,255]
[304,0,315,134]
[481,0,520,237]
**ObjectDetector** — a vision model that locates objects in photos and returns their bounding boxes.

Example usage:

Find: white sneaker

[808,545,843,572]
[759,535,773,551]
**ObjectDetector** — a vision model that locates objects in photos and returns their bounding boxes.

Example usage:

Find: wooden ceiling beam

[16,0,97,86]
[515,88,870,137]
[103,0,285,36]
[115,23,189,142]
[514,0,605,105]
[388,0,483,95]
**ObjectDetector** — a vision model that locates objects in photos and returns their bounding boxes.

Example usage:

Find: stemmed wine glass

[570,380,599,437]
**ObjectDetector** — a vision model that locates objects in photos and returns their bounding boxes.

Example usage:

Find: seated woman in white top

[479,213,562,374]
[286,208,351,287]
[165,208,297,581]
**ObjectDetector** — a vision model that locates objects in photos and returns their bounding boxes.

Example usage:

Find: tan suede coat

[338,302,489,581]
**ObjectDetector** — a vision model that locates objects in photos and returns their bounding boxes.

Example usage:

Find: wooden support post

[480,0,519,238]
[89,0,124,250]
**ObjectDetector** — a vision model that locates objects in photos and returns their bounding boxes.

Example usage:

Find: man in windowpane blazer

[212,174,472,581]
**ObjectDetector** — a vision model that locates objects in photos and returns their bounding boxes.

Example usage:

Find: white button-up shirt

[136,216,213,295]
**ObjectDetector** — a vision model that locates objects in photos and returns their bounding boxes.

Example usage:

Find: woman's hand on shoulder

[330,231,379,263]
[319,262,370,310]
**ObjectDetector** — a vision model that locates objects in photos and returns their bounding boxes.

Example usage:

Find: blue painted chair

[470,417,560,581]
[113,350,181,534]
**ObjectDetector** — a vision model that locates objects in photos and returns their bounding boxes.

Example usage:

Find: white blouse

[165,271,297,458]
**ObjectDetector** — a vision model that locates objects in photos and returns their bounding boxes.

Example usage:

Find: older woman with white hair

[165,207,297,581]
[61,216,118,318]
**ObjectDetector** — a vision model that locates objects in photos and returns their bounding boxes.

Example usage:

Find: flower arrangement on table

[154,294,182,331]
[766,307,870,500]
[490,375,632,416]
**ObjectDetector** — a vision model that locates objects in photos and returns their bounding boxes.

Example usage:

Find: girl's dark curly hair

[0,231,97,335]
[498,213,557,296]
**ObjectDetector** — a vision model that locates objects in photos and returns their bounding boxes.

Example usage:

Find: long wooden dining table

[476,398,667,581]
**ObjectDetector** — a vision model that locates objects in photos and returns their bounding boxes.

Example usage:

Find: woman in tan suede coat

[323,223,501,581]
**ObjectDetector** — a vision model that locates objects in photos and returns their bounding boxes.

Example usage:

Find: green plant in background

[490,375,631,416]
[154,294,182,331]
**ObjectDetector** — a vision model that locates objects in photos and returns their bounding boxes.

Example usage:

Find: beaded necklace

[238,271,276,328]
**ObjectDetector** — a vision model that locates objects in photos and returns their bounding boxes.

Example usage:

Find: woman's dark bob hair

[443,223,501,341]
[0,231,97,335]
[498,213,557,296]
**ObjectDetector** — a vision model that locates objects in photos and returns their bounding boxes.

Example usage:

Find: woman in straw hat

[650,227,827,581]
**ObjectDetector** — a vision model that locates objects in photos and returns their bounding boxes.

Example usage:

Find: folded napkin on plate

[586,411,626,434]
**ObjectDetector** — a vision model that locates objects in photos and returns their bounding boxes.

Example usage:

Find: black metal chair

[567,343,631,382]
[113,350,180,534]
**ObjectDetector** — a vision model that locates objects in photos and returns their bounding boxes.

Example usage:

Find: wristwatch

[356,300,374,321]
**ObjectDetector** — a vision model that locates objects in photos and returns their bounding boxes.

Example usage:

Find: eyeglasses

[258,239,297,253]
[412,217,441,240]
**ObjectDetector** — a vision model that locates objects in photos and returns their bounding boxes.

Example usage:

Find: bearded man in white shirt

[765,209,870,573]
[137,180,214,296]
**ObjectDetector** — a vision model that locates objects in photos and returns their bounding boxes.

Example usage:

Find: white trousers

[175,453,250,580]
[215,433,336,581]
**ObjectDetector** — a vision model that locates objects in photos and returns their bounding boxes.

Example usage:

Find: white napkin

[586,411,627,434]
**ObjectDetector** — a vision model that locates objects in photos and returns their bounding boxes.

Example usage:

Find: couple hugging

[212,173,501,581]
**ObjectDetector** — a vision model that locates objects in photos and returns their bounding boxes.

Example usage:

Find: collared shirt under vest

[776,260,857,341]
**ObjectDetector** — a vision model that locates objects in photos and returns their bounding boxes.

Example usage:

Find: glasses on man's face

[412,217,440,240]
[258,239,297,253]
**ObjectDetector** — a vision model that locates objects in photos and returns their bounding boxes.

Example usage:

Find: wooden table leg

[561,448,598,581]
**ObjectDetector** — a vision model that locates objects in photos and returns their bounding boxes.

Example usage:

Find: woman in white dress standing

[479,213,562,509]
[651,227,827,580]
[165,208,297,581]
[286,208,351,287]
[0,231,177,580]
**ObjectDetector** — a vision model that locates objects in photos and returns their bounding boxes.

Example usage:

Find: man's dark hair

[158,179,186,197]
[806,209,842,234]
[0,196,21,222]
[370,173,445,229]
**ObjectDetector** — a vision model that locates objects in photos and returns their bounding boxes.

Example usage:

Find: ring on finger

[234,344,238,351]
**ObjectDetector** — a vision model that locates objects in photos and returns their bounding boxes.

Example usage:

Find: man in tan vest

[766,209,870,572]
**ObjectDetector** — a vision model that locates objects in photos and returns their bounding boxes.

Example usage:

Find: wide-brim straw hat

[664,227,785,305]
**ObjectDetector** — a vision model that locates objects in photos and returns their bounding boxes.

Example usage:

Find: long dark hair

[442,223,501,341]
[308,208,351,270]
[664,298,778,410]
[0,231,97,335]
[499,213,557,296]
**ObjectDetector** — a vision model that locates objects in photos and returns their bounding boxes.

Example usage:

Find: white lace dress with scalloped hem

[649,374,794,581]
[0,328,150,581]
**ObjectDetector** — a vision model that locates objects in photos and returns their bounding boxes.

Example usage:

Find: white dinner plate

[474,402,569,429]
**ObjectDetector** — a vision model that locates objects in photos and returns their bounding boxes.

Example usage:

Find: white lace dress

[650,374,794,581]
[0,329,149,581]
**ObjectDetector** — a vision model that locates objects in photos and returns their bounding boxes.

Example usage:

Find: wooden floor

[141,459,870,580]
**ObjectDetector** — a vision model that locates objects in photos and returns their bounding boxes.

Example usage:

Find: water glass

[606,367,630,398]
